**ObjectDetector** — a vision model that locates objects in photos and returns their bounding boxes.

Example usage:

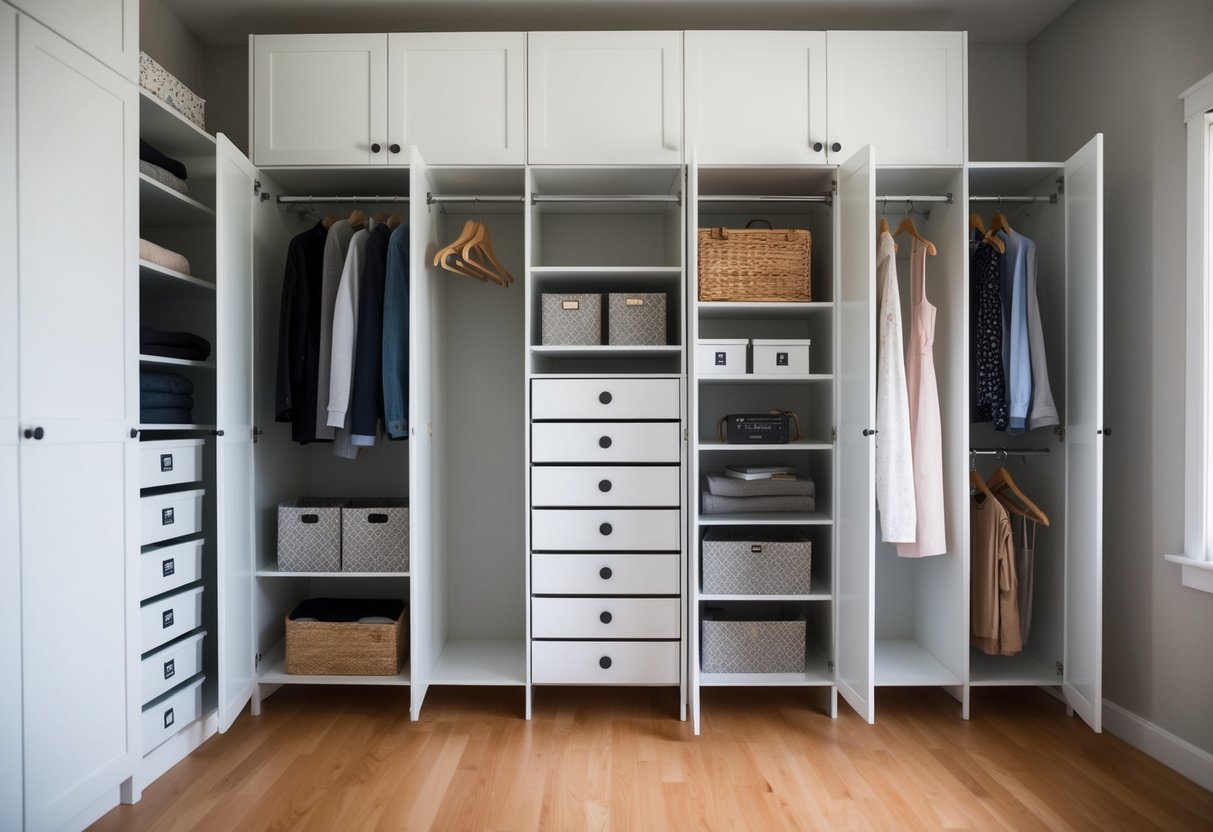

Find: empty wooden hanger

[893,215,937,256]
[987,466,1050,527]
[432,220,487,281]
[460,221,514,287]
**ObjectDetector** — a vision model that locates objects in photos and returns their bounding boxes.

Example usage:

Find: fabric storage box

[541,293,602,345]
[142,675,204,755]
[752,339,811,374]
[607,293,667,345]
[285,598,408,676]
[140,488,205,546]
[697,339,748,374]
[278,498,345,572]
[342,499,409,572]
[142,630,206,705]
[701,610,806,673]
[698,224,811,302]
[702,528,811,595]
[140,52,206,130]
[140,439,204,489]
[140,538,204,601]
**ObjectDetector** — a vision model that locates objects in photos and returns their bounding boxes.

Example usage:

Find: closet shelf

[257,642,411,687]
[530,345,681,361]
[968,649,1061,687]
[696,439,833,452]
[137,424,217,433]
[139,174,216,226]
[697,301,833,320]
[139,89,215,157]
[139,261,215,298]
[699,643,832,687]
[139,355,215,369]
[698,512,832,526]
[698,373,832,384]
[530,266,683,280]
[429,639,526,686]
[698,591,831,603]
[255,567,410,579]
[873,639,962,687]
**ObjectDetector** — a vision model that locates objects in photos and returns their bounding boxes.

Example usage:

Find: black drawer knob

[831,141,842,153]
[599,611,612,624]
[598,479,612,493]
[813,141,824,152]
[389,143,401,154]
[23,427,44,440]
[599,566,612,580]
[599,523,612,536]
[598,391,612,404]
[599,656,612,669]
[598,436,612,449]
[371,142,382,153]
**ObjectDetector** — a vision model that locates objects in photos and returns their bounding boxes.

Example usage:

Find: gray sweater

[314,220,358,440]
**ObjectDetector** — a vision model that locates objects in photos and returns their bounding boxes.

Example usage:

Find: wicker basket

[285,600,408,676]
[698,222,811,302]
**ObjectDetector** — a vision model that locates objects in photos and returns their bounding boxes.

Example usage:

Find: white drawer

[531,422,680,464]
[532,640,680,684]
[142,676,204,755]
[140,439,204,489]
[532,466,681,507]
[532,553,680,595]
[532,509,680,551]
[141,586,205,654]
[140,488,205,546]
[532,597,680,639]
[532,378,679,420]
[142,630,206,705]
[140,539,203,601]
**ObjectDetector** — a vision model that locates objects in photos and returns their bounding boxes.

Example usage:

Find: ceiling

[159,0,1079,46]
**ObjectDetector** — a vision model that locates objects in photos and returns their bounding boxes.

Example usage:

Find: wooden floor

[93,685,1213,831]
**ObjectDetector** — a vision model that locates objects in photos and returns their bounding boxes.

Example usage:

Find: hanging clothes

[1014,515,1038,644]
[971,491,1022,656]
[1021,237,1059,431]
[274,221,328,443]
[382,224,411,440]
[315,219,360,441]
[875,231,917,543]
[350,221,393,446]
[327,220,377,459]
[971,233,1008,430]
[897,239,946,557]
[997,229,1033,434]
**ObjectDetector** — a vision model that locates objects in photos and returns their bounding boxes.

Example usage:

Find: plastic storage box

[752,338,811,374]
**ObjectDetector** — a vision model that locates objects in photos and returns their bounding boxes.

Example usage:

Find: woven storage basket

[285,601,408,676]
[698,222,811,302]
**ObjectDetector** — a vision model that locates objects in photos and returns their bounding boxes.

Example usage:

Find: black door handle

[599,656,612,669]
[598,436,612,449]
[831,142,842,153]
[390,143,401,154]
[599,391,612,404]
[599,611,612,624]
[23,427,44,440]
[599,523,613,536]
[813,141,824,152]
[598,479,612,493]
[371,142,382,153]
[599,567,612,580]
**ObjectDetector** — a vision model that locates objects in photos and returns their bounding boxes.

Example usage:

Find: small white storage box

[342,499,409,573]
[701,611,806,673]
[140,439,204,488]
[142,630,206,705]
[142,676,204,755]
[277,498,344,572]
[140,585,205,654]
[752,339,811,374]
[140,488,205,546]
[697,339,748,374]
[140,538,203,601]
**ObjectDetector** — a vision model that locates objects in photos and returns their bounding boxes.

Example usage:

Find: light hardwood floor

[93,686,1213,831]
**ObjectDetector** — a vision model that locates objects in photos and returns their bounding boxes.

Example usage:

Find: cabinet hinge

[1056,176,1065,194]
[831,179,839,195]
[1054,426,1066,442]
[683,427,689,444]
[1055,661,1064,677]
[253,426,264,443]
[831,426,837,444]
[255,652,262,669]
[253,180,262,195]
[827,660,835,672]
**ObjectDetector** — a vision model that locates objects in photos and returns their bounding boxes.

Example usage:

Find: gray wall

[139,0,206,96]
[1028,0,1213,755]
[205,45,249,154]
[968,43,1027,160]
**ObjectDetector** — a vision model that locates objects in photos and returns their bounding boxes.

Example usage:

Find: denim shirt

[382,224,411,439]
[998,229,1033,434]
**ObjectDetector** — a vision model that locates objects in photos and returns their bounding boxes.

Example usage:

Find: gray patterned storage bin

[541,293,602,345]
[702,528,811,594]
[342,499,409,573]
[607,293,667,346]
[701,611,806,673]
[277,499,344,572]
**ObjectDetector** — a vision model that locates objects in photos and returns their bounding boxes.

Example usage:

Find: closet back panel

[536,212,680,267]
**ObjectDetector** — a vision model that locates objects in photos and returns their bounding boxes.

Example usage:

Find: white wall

[968,43,1027,160]
[1028,0,1213,758]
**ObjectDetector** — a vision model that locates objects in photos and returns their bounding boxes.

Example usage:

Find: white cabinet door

[685,31,827,164]
[836,146,876,724]
[826,31,965,166]
[1063,134,1104,733]
[7,0,136,80]
[17,16,138,829]
[388,32,525,165]
[528,31,682,165]
[251,34,388,166]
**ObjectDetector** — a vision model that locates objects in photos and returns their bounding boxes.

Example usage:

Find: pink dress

[897,239,946,557]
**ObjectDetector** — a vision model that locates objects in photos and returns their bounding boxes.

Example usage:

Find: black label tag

[164,658,175,680]
[751,544,763,553]
[715,351,727,365]
[160,453,174,472]
[776,352,789,366]
[162,609,174,629]
[162,507,175,526]
[162,558,175,577]
[163,708,175,729]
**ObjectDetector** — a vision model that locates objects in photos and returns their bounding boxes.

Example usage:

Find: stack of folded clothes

[701,471,816,514]
[141,370,195,424]
[139,139,190,195]
[139,238,193,275]
[140,325,211,361]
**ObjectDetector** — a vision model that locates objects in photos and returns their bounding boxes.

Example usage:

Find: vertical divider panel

[686,156,700,731]
[523,166,535,719]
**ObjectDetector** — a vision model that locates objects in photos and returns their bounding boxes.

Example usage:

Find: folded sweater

[139,159,189,195]
[140,407,193,424]
[705,472,815,498]
[139,140,188,180]
[140,325,212,360]
[701,492,816,515]
[140,370,194,395]
[139,238,192,275]
[140,391,194,409]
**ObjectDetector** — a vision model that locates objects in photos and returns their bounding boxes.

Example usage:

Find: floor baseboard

[1103,699,1213,792]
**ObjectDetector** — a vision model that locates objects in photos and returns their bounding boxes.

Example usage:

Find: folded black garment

[140,391,194,409]
[140,407,193,424]
[288,597,406,622]
[139,139,187,181]
[140,370,194,395]
[705,472,815,498]
[140,325,212,360]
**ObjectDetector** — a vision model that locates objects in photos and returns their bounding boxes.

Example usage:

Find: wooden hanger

[321,213,339,230]
[969,213,986,235]
[386,213,404,230]
[970,468,995,504]
[893,215,937,256]
[347,208,367,228]
[989,210,1014,235]
[987,466,1050,527]
[971,213,1005,253]
[432,220,482,277]
[460,222,514,287]
[879,216,890,235]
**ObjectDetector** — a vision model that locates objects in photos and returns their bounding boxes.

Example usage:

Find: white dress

[875,231,917,543]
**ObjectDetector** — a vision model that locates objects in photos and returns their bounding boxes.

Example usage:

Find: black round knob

[599,611,612,624]
[599,523,612,536]
[599,656,612,669]
[389,143,401,154]
[598,436,612,449]
[598,479,612,493]
[130,427,139,438]
[371,142,382,153]
[813,141,824,152]
[598,391,612,404]
[831,142,842,153]
[599,567,613,580]
[24,427,44,440]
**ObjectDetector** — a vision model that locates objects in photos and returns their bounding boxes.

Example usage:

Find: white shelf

[138,424,216,432]
[139,174,216,226]
[873,639,962,686]
[698,373,832,384]
[968,650,1061,687]
[699,592,831,602]
[257,642,410,687]
[429,639,526,686]
[139,89,215,157]
[530,345,681,360]
[699,512,832,526]
[699,643,833,687]
[530,266,682,280]
[697,301,833,320]
[696,439,832,452]
[139,354,215,369]
[139,261,215,298]
[255,566,409,579]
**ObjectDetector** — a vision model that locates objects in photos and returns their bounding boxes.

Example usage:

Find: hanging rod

[276,195,410,204]
[877,193,953,204]
[427,193,526,205]
[531,193,682,205]
[970,194,1058,204]
[698,194,832,204]
[971,447,1052,457]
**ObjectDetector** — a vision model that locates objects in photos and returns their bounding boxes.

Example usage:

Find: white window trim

[1168,71,1213,593]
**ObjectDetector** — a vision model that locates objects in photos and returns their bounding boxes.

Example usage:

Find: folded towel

[140,370,194,395]
[140,325,212,360]
[140,407,194,424]
[701,492,816,515]
[140,391,194,409]
[288,597,405,623]
[141,344,210,361]
[139,139,188,180]
[705,472,815,498]
[139,238,192,275]
[139,159,189,195]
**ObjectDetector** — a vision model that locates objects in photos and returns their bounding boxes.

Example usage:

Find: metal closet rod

[276,194,409,204]
[427,193,526,205]
[698,194,832,203]
[877,193,954,204]
[971,447,1052,457]
[970,194,1059,204]
[531,193,682,205]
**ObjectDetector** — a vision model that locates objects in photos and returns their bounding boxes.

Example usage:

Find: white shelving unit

[257,643,412,687]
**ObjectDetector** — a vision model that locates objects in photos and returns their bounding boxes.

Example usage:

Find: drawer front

[532,509,680,551]
[532,553,680,595]
[142,631,206,705]
[532,378,679,420]
[533,597,680,639]
[140,539,203,601]
[532,466,680,507]
[531,422,680,464]
[142,676,204,755]
[532,640,680,684]
[139,440,204,488]
[140,586,204,654]
[140,489,205,546]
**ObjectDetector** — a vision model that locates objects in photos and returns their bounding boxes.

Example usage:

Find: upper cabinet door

[685,31,827,164]
[826,31,965,166]
[7,0,136,81]
[388,32,525,165]
[251,34,388,166]
[528,31,682,165]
